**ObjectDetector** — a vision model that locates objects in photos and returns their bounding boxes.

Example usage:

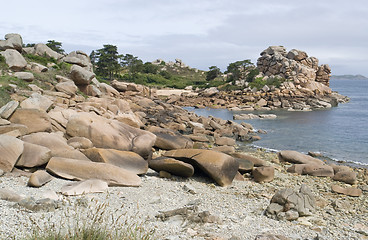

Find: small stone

[285,210,299,221]
[28,170,53,188]
[183,184,196,194]
[159,171,172,179]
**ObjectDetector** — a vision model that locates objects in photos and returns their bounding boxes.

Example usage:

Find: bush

[0,55,7,70]
[24,53,57,66]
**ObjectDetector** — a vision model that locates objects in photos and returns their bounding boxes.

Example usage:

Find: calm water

[185,79,368,167]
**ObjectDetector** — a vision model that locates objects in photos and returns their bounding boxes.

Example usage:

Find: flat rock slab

[0,135,24,172]
[9,108,52,134]
[164,149,239,186]
[331,185,362,197]
[46,157,141,187]
[83,148,148,175]
[16,142,51,168]
[149,157,194,177]
[148,126,193,150]
[278,150,324,165]
[60,179,108,196]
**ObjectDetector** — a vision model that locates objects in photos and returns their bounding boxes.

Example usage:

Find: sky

[1,0,367,75]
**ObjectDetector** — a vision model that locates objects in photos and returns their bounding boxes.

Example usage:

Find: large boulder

[19,93,53,111]
[60,179,108,196]
[278,150,324,165]
[9,108,52,133]
[231,152,267,167]
[0,135,24,172]
[148,157,195,177]
[164,149,239,186]
[14,72,34,82]
[15,142,51,168]
[22,132,89,161]
[252,166,274,183]
[82,148,148,175]
[265,185,315,221]
[332,171,357,185]
[148,126,193,150]
[1,49,27,71]
[66,112,156,159]
[46,157,141,187]
[34,43,64,60]
[69,65,95,85]
[0,33,23,52]
[62,51,93,71]
[55,81,78,96]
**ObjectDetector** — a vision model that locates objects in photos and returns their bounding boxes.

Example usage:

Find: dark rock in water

[308,151,323,157]
[265,185,315,221]
[149,157,194,177]
[164,149,239,186]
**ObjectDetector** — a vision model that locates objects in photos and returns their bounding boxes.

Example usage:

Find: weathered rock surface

[62,51,93,71]
[14,72,34,82]
[164,149,239,186]
[252,166,274,183]
[60,179,108,196]
[69,65,95,85]
[82,148,148,175]
[231,152,267,167]
[19,93,53,111]
[331,185,362,197]
[148,126,193,150]
[0,100,19,119]
[0,135,24,172]
[46,157,141,187]
[0,188,23,202]
[0,124,28,136]
[9,108,52,134]
[266,185,315,221]
[0,33,23,52]
[0,49,27,71]
[302,164,334,177]
[332,171,357,184]
[22,132,89,161]
[55,80,78,96]
[67,137,93,149]
[148,157,195,177]
[34,43,64,60]
[16,142,51,168]
[27,170,53,187]
[66,112,156,159]
[278,150,324,165]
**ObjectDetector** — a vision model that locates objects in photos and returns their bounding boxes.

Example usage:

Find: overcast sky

[1,0,367,75]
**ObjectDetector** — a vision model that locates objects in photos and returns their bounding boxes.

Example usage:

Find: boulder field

[0,33,367,239]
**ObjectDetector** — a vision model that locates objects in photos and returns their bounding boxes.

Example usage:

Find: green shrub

[0,54,7,70]
[24,53,57,66]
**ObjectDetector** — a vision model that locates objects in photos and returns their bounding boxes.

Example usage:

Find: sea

[185,79,368,168]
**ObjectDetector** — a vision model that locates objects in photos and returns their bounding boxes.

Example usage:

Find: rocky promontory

[169,46,349,111]
[0,34,366,240]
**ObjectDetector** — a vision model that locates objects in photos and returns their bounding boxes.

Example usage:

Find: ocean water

[185,79,368,167]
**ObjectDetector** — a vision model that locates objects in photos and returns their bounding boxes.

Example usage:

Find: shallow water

[185,79,368,167]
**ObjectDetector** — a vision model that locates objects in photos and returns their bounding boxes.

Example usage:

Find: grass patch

[23,54,57,66]
[0,54,8,70]
[25,197,155,240]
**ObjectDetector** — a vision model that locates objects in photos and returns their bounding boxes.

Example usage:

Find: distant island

[331,74,368,80]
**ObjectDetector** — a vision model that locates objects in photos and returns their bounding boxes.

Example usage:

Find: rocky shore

[165,46,349,111]
[0,33,367,240]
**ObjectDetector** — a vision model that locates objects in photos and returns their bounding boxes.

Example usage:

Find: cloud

[0,0,367,75]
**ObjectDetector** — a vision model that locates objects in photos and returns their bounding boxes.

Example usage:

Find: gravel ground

[0,151,367,240]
